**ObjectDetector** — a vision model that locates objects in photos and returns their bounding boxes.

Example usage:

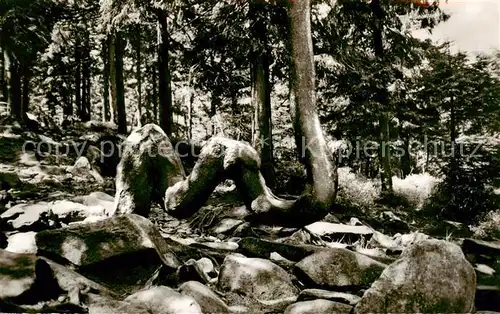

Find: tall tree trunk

[81,32,91,122]
[63,85,72,118]
[109,34,118,124]
[449,95,458,187]
[0,45,6,103]
[75,41,82,120]
[152,61,158,124]
[9,58,21,121]
[401,134,411,178]
[81,60,88,121]
[370,0,393,192]
[21,64,30,121]
[288,0,337,208]
[115,32,127,134]
[250,1,275,187]
[157,11,173,137]
[186,66,195,140]
[135,30,142,126]
[102,38,110,121]
[379,114,392,189]
[210,92,219,136]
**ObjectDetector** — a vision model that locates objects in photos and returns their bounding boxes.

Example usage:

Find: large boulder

[354,239,476,313]
[0,250,59,303]
[179,281,231,314]
[41,257,117,302]
[295,248,387,289]
[284,299,352,314]
[36,214,180,294]
[88,293,148,314]
[0,249,39,299]
[218,253,299,301]
[124,286,202,314]
[110,124,186,217]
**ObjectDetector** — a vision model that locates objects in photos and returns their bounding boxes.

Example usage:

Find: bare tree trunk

[210,92,220,136]
[400,125,411,178]
[109,34,118,124]
[75,41,82,120]
[449,95,458,188]
[152,61,158,124]
[288,0,337,209]
[370,0,393,192]
[81,32,91,122]
[0,45,6,103]
[63,88,72,118]
[135,29,142,126]
[250,1,275,187]
[21,64,30,121]
[186,66,195,140]
[115,32,127,134]
[9,58,21,121]
[102,38,111,122]
[157,11,173,137]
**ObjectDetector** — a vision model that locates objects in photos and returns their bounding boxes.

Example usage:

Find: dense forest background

[2,0,500,237]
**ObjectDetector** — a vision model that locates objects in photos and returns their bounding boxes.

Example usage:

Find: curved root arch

[112,124,331,226]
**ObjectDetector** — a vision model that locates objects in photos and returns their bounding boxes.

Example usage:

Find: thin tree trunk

[75,41,82,121]
[210,92,219,136]
[288,0,337,208]
[370,0,393,191]
[0,45,6,103]
[102,38,110,121]
[9,58,21,121]
[379,114,392,190]
[63,86,73,118]
[135,30,142,126]
[400,128,411,178]
[115,32,127,134]
[109,34,118,124]
[449,95,458,187]
[186,66,195,140]
[21,64,30,121]
[157,11,173,137]
[152,61,158,124]
[81,32,91,122]
[250,1,275,187]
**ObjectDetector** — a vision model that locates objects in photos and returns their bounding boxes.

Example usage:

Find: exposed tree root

[112,125,333,226]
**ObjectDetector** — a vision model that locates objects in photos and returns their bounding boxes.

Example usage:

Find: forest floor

[0,118,499,313]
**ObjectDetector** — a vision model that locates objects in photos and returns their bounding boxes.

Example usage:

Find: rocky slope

[0,121,499,313]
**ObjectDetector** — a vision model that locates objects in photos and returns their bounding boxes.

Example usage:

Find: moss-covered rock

[294,248,387,289]
[218,253,299,301]
[111,124,186,217]
[354,239,476,313]
[36,214,180,294]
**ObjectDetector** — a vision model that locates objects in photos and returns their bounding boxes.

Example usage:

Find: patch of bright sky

[412,0,500,55]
